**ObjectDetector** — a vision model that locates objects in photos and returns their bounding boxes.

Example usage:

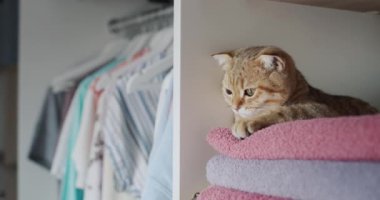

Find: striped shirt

[102,50,169,197]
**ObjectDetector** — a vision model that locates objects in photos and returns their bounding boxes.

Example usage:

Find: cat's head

[212,46,297,119]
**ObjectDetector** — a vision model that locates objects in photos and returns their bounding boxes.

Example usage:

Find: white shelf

[176,0,380,199]
[268,0,380,13]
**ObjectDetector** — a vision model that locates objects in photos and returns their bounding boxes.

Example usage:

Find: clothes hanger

[110,27,173,80]
[126,46,173,94]
[116,31,152,64]
[51,39,128,92]
[107,6,173,80]
[95,27,173,91]
[109,6,173,39]
[94,32,154,91]
[95,6,173,91]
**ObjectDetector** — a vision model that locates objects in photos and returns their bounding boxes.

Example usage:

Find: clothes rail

[109,6,173,39]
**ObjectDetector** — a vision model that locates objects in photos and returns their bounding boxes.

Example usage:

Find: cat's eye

[225,89,232,95]
[244,88,255,97]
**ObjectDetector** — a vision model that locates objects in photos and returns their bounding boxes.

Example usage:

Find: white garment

[103,149,136,200]
[152,70,173,140]
[72,89,96,188]
[141,70,173,200]
[50,91,78,179]
[83,115,103,200]
[84,87,137,200]
[102,148,113,200]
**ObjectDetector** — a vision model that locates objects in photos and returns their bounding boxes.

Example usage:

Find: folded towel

[198,186,287,200]
[207,155,380,200]
[207,114,380,161]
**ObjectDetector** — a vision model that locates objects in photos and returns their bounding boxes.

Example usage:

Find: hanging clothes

[28,45,122,170]
[102,149,137,200]
[28,88,69,169]
[141,70,173,200]
[49,56,119,179]
[101,29,172,197]
[60,27,172,200]
[58,59,122,200]
[74,34,151,190]
[57,37,152,199]
[29,6,174,200]
[81,33,153,200]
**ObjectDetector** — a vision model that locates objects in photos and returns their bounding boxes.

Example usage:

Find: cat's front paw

[232,120,253,140]
[232,120,265,140]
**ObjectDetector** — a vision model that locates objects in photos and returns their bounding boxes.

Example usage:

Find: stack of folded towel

[198,114,380,200]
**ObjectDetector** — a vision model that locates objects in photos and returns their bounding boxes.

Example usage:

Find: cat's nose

[232,100,243,111]
[232,105,240,111]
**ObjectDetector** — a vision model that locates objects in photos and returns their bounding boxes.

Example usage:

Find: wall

[178,0,380,198]
[18,1,153,200]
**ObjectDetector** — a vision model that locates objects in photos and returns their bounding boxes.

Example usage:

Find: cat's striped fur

[212,46,378,139]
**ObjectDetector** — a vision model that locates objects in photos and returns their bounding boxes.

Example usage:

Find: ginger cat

[212,46,378,139]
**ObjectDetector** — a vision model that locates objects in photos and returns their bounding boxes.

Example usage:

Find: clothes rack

[29,5,174,200]
[108,6,173,39]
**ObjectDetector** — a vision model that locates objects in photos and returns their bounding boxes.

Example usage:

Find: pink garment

[207,114,380,161]
[198,186,288,200]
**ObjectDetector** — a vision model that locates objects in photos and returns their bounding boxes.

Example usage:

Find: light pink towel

[198,186,288,200]
[207,114,380,161]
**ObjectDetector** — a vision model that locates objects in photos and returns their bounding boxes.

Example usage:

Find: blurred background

[2,0,380,200]
[1,0,172,200]
[0,0,18,199]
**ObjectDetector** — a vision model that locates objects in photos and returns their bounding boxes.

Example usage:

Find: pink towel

[207,114,380,161]
[198,186,288,200]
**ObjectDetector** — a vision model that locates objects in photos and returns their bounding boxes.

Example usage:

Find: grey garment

[28,58,116,170]
[28,87,74,169]
[207,155,380,200]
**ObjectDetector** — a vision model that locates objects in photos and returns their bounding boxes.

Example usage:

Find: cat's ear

[257,55,285,72]
[212,52,233,71]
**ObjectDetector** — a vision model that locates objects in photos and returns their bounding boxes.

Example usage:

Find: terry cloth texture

[198,185,288,200]
[207,155,380,200]
[207,114,380,161]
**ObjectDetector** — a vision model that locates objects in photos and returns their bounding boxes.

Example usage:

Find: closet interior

[176,0,380,199]
[17,0,380,199]
[19,1,172,200]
